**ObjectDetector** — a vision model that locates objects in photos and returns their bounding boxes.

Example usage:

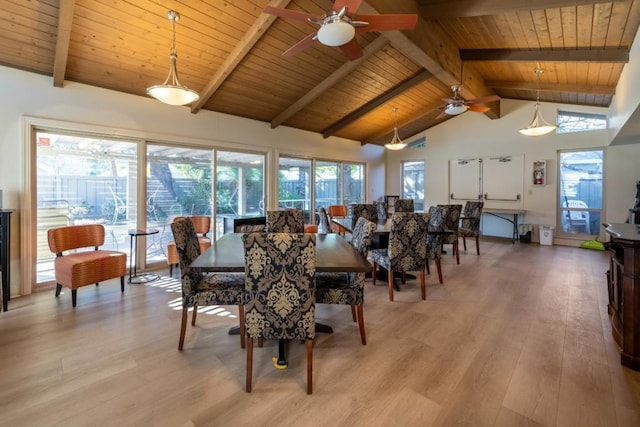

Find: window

[315,161,340,209]
[278,157,313,223]
[557,111,607,134]
[279,157,365,224]
[147,144,213,262]
[402,161,424,211]
[215,150,265,236]
[36,132,138,285]
[342,162,365,206]
[558,149,603,237]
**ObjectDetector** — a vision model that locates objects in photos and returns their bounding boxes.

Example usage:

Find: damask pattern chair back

[375,201,388,220]
[266,209,304,233]
[459,201,484,255]
[171,218,204,296]
[426,205,447,284]
[394,199,415,213]
[171,218,246,350]
[242,232,317,394]
[167,215,212,277]
[350,204,378,229]
[318,207,332,233]
[438,204,462,264]
[350,217,376,257]
[368,212,429,301]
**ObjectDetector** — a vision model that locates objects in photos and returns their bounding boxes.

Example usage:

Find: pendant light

[519,68,557,136]
[147,10,200,106]
[384,107,407,150]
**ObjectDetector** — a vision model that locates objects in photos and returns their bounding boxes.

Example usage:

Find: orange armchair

[328,205,348,234]
[167,216,211,276]
[48,224,127,307]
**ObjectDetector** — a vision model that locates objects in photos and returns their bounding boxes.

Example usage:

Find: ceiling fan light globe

[317,21,355,46]
[445,104,467,115]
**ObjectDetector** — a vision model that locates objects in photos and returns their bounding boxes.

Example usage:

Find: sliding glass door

[146,144,213,263]
[215,150,265,237]
[35,132,138,286]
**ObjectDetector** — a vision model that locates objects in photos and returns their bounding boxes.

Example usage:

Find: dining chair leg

[246,338,253,392]
[306,339,313,395]
[420,269,426,300]
[454,242,460,264]
[178,306,188,350]
[401,271,406,284]
[191,304,198,326]
[239,304,246,349]
[463,236,467,251]
[356,304,366,345]
[475,236,480,255]
[388,269,394,301]
[436,259,443,284]
[350,305,357,322]
[426,259,431,275]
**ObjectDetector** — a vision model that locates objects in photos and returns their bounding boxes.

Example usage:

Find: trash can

[540,226,554,245]
[518,224,532,243]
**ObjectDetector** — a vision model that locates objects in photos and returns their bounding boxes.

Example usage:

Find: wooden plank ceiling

[1,0,638,147]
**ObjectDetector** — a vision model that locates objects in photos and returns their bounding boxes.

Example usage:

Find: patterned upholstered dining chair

[426,205,447,284]
[318,207,332,233]
[394,199,415,213]
[242,232,317,394]
[350,204,378,229]
[266,209,304,233]
[438,204,462,264]
[315,217,377,345]
[368,212,429,302]
[458,201,484,255]
[171,218,247,351]
[166,215,211,277]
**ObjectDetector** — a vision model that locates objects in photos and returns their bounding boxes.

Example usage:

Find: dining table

[190,232,371,368]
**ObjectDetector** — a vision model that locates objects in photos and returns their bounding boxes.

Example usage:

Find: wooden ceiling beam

[190,0,293,114]
[362,0,500,120]
[322,69,432,138]
[486,80,616,95]
[461,48,629,63]
[271,36,388,129]
[418,0,607,19]
[53,0,75,88]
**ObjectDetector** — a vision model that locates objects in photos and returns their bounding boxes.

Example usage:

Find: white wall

[386,98,640,242]
[0,65,385,297]
[609,25,640,145]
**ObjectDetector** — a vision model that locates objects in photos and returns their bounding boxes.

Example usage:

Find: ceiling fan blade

[435,110,449,120]
[339,38,364,60]
[466,95,501,105]
[354,14,418,32]
[467,104,491,113]
[282,33,318,57]
[263,6,320,22]
[333,0,363,14]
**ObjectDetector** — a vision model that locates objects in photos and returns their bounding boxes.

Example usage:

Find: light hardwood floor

[1,238,640,426]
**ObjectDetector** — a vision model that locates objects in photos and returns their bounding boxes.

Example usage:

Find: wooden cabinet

[605,223,640,371]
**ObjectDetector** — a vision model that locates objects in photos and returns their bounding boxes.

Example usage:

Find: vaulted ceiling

[2,0,639,147]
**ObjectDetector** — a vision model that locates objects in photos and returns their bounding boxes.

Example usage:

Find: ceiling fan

[436,85,501,119]
[264,0,418,60]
